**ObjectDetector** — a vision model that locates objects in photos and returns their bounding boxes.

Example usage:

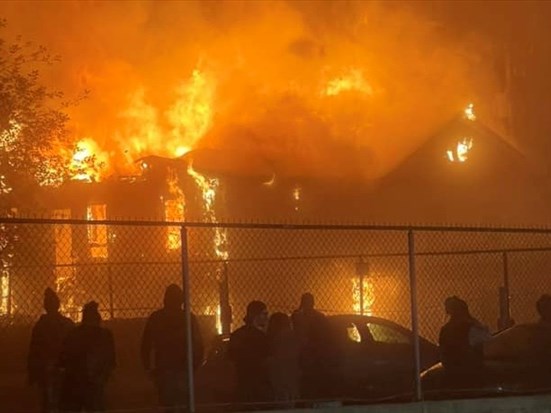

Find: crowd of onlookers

[26,284,551,413]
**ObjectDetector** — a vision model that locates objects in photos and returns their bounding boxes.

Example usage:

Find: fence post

[408,230,422,401]
[180,225,195,413]
[498,251,512,330]
[6,269,12,317]
[359,268,365,316]
[107,264,114,319]
[220,261,232,335]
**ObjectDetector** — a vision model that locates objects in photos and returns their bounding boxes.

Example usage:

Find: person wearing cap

[141,284,204,413]
[58,301,115,413]
[27,288,74,413]
[438,296,489,386]
[228,300,270,407]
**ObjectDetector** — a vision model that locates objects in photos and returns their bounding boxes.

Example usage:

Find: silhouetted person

[267,312,300,407]
[291,293,334,400]
[59,301,115,413]
[439,296,489,387]
[28,288,74,413]
[228,301,270,408]
[532,294,551,372]
[537,294,551,325]
[141,284,204,413]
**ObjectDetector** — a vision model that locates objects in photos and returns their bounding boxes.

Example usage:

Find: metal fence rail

[2,218,551,412]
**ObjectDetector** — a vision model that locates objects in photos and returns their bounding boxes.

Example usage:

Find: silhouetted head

[299,293,315,312]
[267,312,291,339]
[82,301,101,326]
[536,294,551,322]
[43,287,60,314]
[163,284,183,311]
[444,296,469,319]
[244,300,268,331]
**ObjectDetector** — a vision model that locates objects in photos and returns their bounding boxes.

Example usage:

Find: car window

[346,324,361,343]
[366,322,410,344]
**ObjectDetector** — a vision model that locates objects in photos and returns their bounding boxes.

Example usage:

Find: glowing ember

[87,204,108,258]
[447,138,473,163]
[352,277,375,316]
[164,169,185,250]
[292,186,301,211]
[187,161,229,260]
[325,69,373,97]
[464,103,476,121]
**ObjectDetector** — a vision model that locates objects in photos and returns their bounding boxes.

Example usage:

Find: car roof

[328,314,409,330]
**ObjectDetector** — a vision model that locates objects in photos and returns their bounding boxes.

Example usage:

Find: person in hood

[59,301,115,413]
[291,293,335,399]
[141,284,204,413]
[28,288,74,413]
[439,296,490,386]
[228,300,270,408]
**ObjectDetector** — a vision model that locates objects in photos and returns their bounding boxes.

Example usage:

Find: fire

[187,161,228,260]
[352,277,375,316]
[325,69,373,97]
[167,69,215,155]
[205,304,222,335]
[87,204,108,258]
[164,169,185,250]
[60,68,215,183]
[292,186,301,212]
[447,138,473,163]
[0,270,9,315]
[464,103,476,121]
[70,138,109,182]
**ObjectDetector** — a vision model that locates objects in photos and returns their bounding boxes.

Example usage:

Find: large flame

[70,138,110,182]
[1,1,491,182]
[187,161,229,260]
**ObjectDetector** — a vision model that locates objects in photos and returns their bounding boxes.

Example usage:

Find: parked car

[421,322,551,399]
[195,314,439,406]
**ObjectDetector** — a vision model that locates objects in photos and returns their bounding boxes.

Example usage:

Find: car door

[360,321,415,394]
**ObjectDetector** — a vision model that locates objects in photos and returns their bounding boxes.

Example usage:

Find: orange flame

[164,169,185,250]
[187,161,228,260]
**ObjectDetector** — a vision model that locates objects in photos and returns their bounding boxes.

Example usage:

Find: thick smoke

[1,0,494,179]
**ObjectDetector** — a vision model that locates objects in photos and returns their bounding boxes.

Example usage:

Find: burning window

[87,204,108,258]
[446,138,473,163]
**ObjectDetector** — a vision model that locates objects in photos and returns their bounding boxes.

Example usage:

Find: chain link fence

[2,218,551,411]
